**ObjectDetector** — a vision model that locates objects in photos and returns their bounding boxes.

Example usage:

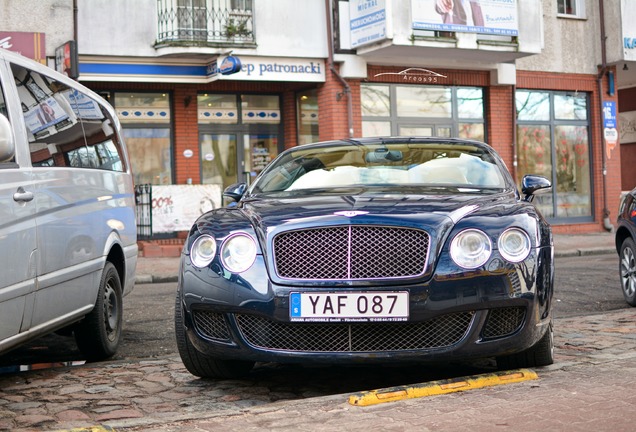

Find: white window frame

[557,0,586,19]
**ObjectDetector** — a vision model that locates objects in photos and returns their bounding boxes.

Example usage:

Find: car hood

[235,188,519,249]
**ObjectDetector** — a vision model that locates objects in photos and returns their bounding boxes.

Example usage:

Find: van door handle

[14,187,34,203]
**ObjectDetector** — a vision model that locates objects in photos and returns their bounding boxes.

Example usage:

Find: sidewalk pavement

[1,301,634,431]
[0,230,631,432]
[135,231,618,284]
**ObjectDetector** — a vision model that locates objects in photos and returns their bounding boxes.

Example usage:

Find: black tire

[74,262,123,361]
[619,237,636,306]
[496,321,554,370]
[174,296,254,379]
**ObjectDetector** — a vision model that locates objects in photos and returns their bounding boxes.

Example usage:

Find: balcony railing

[156,0,255,46]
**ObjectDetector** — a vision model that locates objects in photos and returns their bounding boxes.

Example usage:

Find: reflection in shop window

[555,93,587,120]
[123,128,172,185]
[516,91,550,121]
[458,123,484,141]
[361,84,484,139]
[396,86,451,118]
[363,121,391,137]
[457,88,484,119]
[241,95,280,124]
[114,92,173,184]
[361,85,390,117]
[198,94,238,124]
[516,90,591,220]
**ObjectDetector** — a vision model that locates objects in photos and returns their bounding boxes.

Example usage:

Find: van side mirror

[521,175,551,202]
[0,114,15,162]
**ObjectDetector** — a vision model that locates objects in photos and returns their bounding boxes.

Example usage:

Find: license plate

[289,291,409,322]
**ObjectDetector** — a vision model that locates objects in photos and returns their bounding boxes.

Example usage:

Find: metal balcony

[156,0,255,47]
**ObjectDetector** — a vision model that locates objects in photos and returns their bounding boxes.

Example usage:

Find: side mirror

[0,114,15,162]
[223,182,247,202]
[521,175,551,202]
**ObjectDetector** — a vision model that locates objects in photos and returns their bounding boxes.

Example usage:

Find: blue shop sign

[219,56,242,75]
[603,101,616,129]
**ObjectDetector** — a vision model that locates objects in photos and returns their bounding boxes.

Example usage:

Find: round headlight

[450,229,492,269]
[221,233,257,273]
[498,228,531,263]
[190,234,217,268]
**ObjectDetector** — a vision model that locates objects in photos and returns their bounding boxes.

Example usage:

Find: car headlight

[450,229,492,269]
[498,228,531,263]
[190,234,217,268]
[221,233,257,273]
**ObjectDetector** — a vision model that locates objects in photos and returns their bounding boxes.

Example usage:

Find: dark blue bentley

[175,137,554,378]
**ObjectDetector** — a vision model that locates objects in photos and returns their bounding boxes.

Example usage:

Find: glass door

[200,132,238,205]
[245,134,279,184]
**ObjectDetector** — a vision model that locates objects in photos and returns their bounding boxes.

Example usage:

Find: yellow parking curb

[348,368,538,406]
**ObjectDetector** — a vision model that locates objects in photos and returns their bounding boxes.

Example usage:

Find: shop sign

[411,0,519,36]
[218,56,325,82]
[603,101,617,159]
[81,57,325,83]
[219,55,242,75]
[0,32,46,63]
[55,40,79,79]
[151,185,222,233]
[349,0,388,49]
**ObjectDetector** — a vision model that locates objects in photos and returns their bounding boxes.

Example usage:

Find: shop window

[396,86,451,118]
[114,92,172,185]
[361,84,484,140]
[198,94,238,124]
[361,85,390,117]
[297,90,319,145]
[241,95,280,124]
[516,90,591,221]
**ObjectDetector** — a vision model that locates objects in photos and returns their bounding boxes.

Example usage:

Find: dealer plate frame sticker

[290,291,409,322]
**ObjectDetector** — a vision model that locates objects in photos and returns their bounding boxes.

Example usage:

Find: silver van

[0,48,137,361]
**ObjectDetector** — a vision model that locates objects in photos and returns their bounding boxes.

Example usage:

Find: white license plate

[289,291,409,322]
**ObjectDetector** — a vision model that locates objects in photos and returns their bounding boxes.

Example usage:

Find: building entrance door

[199,131,279,203]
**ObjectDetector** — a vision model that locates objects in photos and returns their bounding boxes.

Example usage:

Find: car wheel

[496,321,554,370]
[174,296,254,379]
[619,237,636,306]
[74,262,123,361]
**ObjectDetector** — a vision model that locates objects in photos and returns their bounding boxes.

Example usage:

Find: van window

[0,81,14,165]
[11,63,126,171]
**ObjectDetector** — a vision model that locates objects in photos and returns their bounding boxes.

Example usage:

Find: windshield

[250,141,507,194]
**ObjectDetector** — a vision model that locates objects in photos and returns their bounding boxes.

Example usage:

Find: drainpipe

[73,0,78,42]
[325,0,354,138]
[597,0,614,232]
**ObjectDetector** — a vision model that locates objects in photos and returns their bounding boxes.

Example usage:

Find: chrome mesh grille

[235,312,474,352]
[193,311,231,342]
[482,307,526,339]
[273,226,429,280]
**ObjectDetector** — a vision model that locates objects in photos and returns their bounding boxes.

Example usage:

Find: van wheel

[175,296,254,379]
[75,262,123,361]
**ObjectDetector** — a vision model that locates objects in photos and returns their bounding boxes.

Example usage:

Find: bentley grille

[234,312,474,352]
[273,225,429,280]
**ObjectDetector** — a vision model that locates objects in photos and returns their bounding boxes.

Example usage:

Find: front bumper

[177,246,553,365]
